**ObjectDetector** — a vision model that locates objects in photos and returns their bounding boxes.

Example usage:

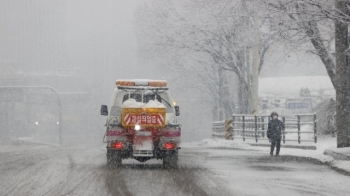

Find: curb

[281,155,350,176]
[211,138,317,150]
[205,141,349,176]
[324,149,350,161]
[328,162,350,176]
[249,143,316,150]
[202,145,350,176]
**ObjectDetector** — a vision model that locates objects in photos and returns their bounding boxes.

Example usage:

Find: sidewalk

[244,139,317,150]
[195,135,350,175]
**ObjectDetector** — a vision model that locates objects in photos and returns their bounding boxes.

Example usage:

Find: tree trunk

[218,64,224,120]
[335,0,350,147]
[238,80,244,114]
[251,14,261,114]
[238,79,250,114]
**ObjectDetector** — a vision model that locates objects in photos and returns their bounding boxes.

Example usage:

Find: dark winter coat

[267,119,285,140]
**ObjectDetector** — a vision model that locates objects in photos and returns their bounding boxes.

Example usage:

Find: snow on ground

[182,143,350,196]
[2,138,350,195]
[188,135,350,173]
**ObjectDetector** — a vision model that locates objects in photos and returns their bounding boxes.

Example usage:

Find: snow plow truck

[100,79,181,168]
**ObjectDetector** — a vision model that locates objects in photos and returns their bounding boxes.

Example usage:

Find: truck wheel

[163,151,178,169]
[107,152,122,169]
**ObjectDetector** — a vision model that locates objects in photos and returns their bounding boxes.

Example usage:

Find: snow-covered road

[1,144,350,196]
[0,144,229,196]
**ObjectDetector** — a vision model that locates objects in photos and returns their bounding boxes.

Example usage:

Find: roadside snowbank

[198,138,333,163]
[259,76,334,95]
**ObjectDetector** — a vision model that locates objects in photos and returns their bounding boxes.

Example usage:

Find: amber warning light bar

[116,80,167,87]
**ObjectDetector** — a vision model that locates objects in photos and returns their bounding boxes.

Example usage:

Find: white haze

[0,0,211,144]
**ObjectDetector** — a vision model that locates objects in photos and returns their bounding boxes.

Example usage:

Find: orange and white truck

[100,79,181,168]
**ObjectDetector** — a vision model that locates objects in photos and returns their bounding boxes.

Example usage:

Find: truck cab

[101,79,181,168]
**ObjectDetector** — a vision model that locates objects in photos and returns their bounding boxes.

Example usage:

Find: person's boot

[270,146,274,156]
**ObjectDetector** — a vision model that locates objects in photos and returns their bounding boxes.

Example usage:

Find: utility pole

[335,0,350,147]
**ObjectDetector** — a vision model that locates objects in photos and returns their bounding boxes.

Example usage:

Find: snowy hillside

[259,76,334,96]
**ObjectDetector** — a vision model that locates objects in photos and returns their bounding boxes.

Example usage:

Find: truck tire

[163,151,178,169]
[107,151,122,169]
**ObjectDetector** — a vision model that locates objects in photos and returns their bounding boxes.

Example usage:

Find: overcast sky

[0,0,331,141]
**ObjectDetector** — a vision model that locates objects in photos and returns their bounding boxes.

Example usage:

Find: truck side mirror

[101,105,108,116]
[175,106,180,116]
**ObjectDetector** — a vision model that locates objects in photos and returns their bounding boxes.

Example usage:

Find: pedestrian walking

[267,112,285,156]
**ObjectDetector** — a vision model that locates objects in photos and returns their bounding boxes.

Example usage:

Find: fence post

[258,117,261,138]
[297,115,301,144]
[261,117,265,138]
[225,119,233,140]
[282,117,285,144]
[242,115,245,141]
[255,115,258,142]
[314,114,317,143]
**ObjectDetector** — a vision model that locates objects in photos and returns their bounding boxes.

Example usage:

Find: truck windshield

[121,90,173,110]
[122,93,162,103]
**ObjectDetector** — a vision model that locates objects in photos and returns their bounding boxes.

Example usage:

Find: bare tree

[135,0,272,117]
[262,0,350,147]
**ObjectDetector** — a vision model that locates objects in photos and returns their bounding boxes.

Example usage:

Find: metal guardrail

[212,113,317,144]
